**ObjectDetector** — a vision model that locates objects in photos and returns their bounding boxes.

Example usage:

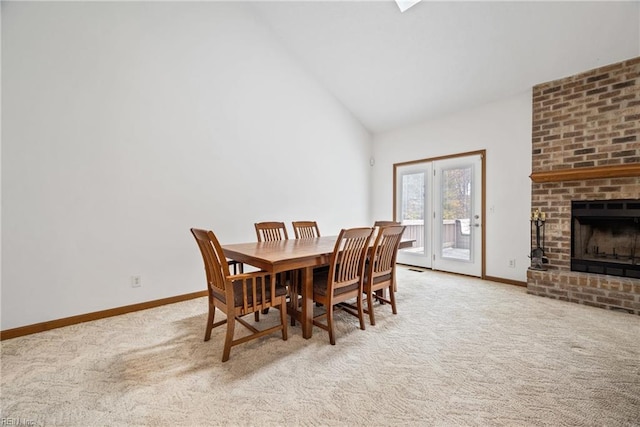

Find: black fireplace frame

[571,199,640,279]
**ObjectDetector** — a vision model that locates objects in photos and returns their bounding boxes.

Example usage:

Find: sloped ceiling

[251,1,640,133]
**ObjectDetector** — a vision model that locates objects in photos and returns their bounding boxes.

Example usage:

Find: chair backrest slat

[191,228,231,292]
[255,222,289,242]
[330,227,373,291]
[292,221,321,239]
[371,225,405,278]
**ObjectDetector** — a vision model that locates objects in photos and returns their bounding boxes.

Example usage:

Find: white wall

[1,2,372,330]
[371,93,533,282]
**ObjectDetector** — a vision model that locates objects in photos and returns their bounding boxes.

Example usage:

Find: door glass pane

[400,172,425,255]
[441,166,472,261]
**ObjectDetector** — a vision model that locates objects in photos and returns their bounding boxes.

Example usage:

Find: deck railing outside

[400,219,470,252]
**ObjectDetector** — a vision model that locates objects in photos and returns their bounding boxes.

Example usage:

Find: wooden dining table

[222,236,334,339]
[222,234,414,339]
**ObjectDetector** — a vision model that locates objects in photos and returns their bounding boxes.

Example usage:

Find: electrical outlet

[131,276,142,288]
[508,259,516,268]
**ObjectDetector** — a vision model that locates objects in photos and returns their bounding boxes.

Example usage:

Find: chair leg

[290,297,298,326]
[222,315,236,362]
[280,300,288,341]
[205,303,215,341]
[389,286,397,315]
[289,278,298,327]
[357,294,365,330]
[327,305,336,345]
[254,311,260,322]
[367,291,376,326]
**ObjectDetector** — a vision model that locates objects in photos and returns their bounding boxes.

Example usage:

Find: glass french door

[432,155,482,276]
[395,153,483,277]
[395,163,433,268]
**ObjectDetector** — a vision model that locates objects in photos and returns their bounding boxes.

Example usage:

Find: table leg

[301,266,313,339]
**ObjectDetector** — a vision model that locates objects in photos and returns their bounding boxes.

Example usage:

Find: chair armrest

[225,271,269,281]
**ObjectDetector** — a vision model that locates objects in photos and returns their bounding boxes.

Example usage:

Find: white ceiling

[251,1,640,133]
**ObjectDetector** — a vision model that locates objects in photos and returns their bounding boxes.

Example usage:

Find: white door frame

[393,150,486,278]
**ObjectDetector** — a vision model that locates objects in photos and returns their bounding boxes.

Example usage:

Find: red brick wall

[532,57,639,172]
[527,57,640,315]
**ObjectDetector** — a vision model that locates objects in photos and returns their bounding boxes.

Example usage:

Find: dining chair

[255,221,289,242]
[312,227,374,345]
[289,221,321,325]
[190,228,288,362]
[373,220,402,291]
[292,221,321,239]
[363,225,405,326]
[254,221,290,317]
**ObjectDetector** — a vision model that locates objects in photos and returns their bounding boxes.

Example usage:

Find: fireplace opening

[571,200,640,279]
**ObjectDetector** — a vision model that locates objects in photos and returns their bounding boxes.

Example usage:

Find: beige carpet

[2,267,640,426]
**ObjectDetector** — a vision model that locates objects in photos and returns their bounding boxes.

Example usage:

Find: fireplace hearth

[571,200,640,279]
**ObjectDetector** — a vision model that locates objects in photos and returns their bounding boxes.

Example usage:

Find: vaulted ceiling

[251,1,640,133]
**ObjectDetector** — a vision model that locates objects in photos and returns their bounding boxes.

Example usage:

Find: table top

[222,234,415,273]
[222,236,337,273]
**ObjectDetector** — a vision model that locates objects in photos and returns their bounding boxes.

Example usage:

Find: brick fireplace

[527,57,640,315]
